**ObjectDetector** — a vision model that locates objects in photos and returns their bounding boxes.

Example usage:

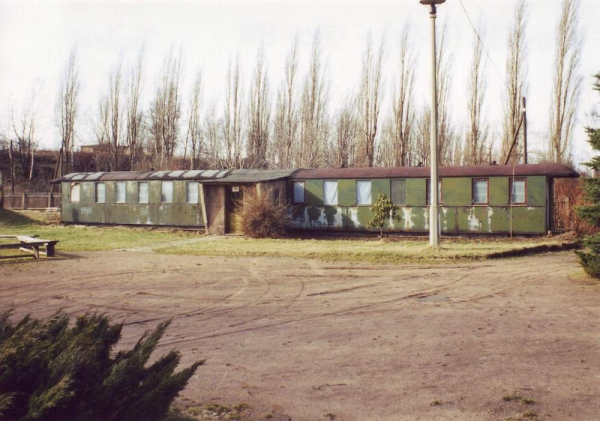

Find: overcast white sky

[1,0,599,168]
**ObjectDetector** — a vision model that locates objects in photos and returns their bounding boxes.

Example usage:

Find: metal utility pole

[420,0,445,247]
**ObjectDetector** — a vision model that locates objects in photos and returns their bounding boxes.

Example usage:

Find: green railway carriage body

[53,164,577,236]
[289,164,578,235]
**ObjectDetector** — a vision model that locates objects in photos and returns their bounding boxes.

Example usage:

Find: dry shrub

[554,178,598,236]
[240,189,291,238]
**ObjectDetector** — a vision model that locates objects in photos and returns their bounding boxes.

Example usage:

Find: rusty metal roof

[51,169,298,184]
[293,164,579,179]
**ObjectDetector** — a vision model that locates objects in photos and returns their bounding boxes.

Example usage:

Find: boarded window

[161,181,173,203]
[426,179,443,205]
[139,182,149,203]
[70,183,80,203]
[323,181,338,205]
[186,182,199,204]
[472,179,488,204]
[510,178,526,204]
[96,183,106,203]
[293,181,305,203]
[391,179,406,205]
[356,180,372,205]
[116,182,126,203]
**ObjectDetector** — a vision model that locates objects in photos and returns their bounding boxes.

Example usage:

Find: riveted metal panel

[489,177,509,206]
[305,180,323,207]
[338,179,355,206]
[106,182,115,203]
[442,178,471,206]
[150,181,161,203]
[126,181,138,204]
[406,179,426,206]
[372,179,390,199]
[527,176,546,207]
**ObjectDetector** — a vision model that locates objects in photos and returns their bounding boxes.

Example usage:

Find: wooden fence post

[22,192,26,210]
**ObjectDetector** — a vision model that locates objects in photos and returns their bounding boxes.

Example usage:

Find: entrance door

[226,186,244,234]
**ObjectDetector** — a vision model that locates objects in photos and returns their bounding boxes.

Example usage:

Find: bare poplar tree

[435,23,456,165]
[184,71,203,170]
[502,0,528,164]
[357,33,385,167]
[108,60,123,170]
[10,92,38,181]
[333,98,358,168]
[148,49,182,168]
[465,24,489,165]
[56,50,79,175]
[272,38,299,168]
[413,107,431,166]
[221,57,245,168]
[391,24,416,167]
[549,0,582,165]
[377,118,396,167]
[91,94,111,171]
[125,47,144,170]
[203,101,222,168]
[247,48,271,168]
[299,32,330,168]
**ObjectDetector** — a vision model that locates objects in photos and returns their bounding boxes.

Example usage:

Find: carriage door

[226,185,244,234]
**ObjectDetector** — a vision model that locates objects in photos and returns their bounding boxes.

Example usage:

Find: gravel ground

[1,251,598,421]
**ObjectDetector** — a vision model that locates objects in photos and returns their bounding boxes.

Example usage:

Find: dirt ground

[1,251,599,421]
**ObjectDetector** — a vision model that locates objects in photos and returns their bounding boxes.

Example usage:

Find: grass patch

[0,209,200,253]
[157,236,572,264]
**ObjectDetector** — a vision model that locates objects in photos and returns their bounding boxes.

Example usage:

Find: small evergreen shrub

[576,71,600,278]
[367,194,401,238]
[0,311,203,421]
[241,189,291,238]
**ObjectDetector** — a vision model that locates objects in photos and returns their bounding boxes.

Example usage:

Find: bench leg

[46,243,55,257]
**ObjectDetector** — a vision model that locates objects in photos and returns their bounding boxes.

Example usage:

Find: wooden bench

[0,235,59,259]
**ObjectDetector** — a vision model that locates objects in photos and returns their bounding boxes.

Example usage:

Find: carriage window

[186,182,199,204]
[356,180,372,205]
[323,181,338,206]
[391,179,406,205]
[139,182,149,203]
[510,178,526,204]
[116,182,126,203]
[161,181,173,203]
[472,179,488,204]
[70,183,80,203]
[426,179,443,205]
[293,181,305,204]
[96,183,106,203]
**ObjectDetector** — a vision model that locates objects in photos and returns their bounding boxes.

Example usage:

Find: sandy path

[1,251,598,420]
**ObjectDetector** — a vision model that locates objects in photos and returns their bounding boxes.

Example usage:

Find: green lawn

[0,209,199,252]
[0,209,574,263]
[156,235,571,264]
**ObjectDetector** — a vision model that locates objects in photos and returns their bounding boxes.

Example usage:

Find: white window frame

[510,178,527,205]
[138,182,149,204]
[186,182,199,204]
[70,183,80,203]
[96,182,106,203]
[116,182,127,203]
[161,181,173,203]
[323,181,338,206]
[356,180,372,206]
[293,181,306,204]
[472,179,489,205]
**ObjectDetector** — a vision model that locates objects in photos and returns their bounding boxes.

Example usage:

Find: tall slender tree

[125,47,144,170]
[247,48,271,168]
[549,0,582,165]
[184,71,203,170]
[272,38,299,169]
[465,24,489,165]
[502,0,528,164]
[221,57,244,168]
[56,50,79,175]
[357,33,385,167]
